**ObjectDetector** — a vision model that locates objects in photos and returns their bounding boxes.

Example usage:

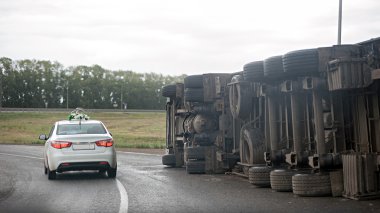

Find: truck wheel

[186,160,205,174]
[248,166,272,187]
[107,166,117,178]
[162,154,176,166]
[240,125,265,164]
[184,75,203,88]
[243,61,264,81]
[184,88,203,102]
[229,81,252,119]
[292,173,332,196]
[263,55,285,79]
[187,146,205,160]
[162,84,177,98]
[270,169,295,192]
[283,48,319,76]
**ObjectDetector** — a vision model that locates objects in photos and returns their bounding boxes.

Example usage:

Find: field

[0,111,166,149]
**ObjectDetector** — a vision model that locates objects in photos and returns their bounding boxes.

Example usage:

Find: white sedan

[40,119,117,180]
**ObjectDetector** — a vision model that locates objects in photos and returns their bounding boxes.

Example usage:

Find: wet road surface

[1,145,379,213]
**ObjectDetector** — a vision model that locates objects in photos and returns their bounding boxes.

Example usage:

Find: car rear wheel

[108,166,117,178]
[48,168,56,180]
[44,164,48,175]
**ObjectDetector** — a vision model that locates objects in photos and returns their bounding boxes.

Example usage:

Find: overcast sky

[0,0,379,75]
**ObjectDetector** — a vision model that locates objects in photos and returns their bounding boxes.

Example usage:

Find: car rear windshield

[57,123,107,135]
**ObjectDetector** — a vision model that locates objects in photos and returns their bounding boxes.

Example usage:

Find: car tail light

[51,141,72,149]
[95,139,113,147]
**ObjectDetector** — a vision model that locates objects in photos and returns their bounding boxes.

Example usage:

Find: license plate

[73,143,95,150]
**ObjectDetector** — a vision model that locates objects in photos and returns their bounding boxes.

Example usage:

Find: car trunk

[56,134,111,154]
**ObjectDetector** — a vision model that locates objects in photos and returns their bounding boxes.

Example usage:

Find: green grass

[0,111,166,149]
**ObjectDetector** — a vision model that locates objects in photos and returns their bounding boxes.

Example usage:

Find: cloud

[0,0,380,75]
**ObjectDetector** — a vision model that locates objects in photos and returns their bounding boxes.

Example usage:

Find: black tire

[186,160,205,174]
[283,48,319,76]
[108,166,117,178]
[184,88,203,102]
[240,125,265,164]
[184,75,203,88]
[270,169,295,192]
[264,55,285,78]
[162,84,177,98]
[248,166,272,187]
[243,61,264,81]
[187,146,205,160]
[292,173,331,197]
[162,154,176,166]
[48,168,56,180]
[194,133,213,146]
[229,81,252,119]
[44,164,48,175]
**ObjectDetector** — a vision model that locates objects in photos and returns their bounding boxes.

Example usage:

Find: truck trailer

[161,37,380,200]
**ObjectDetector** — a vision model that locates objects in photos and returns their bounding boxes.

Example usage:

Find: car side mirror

[39,134,48,140]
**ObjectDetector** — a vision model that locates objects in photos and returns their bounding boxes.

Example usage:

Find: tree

[0,57,187,109]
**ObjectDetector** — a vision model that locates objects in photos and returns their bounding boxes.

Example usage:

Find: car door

[44,123,56,166]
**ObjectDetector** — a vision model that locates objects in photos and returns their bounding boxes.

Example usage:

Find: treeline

[0,57,186,109]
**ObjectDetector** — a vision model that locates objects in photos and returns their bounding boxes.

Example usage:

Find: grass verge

[0,111,166,149]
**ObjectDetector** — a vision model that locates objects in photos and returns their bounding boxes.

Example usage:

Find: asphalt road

[1,145,380,213]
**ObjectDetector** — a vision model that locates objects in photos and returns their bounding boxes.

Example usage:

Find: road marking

[0,152,43,160]
[0,151,129,213]
[116,179,129,213]
[117,151,161,157]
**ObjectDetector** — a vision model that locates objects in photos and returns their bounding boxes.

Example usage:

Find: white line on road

[0,152,129,213]
[116,179,129,213]
[0,152,43,160]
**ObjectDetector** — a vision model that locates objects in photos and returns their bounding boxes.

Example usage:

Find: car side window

[48,125,55,139]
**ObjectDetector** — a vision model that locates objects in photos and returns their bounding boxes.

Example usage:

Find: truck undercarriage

[162,37,380,200]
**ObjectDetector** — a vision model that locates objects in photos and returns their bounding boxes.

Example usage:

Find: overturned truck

[162,37,380,200]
